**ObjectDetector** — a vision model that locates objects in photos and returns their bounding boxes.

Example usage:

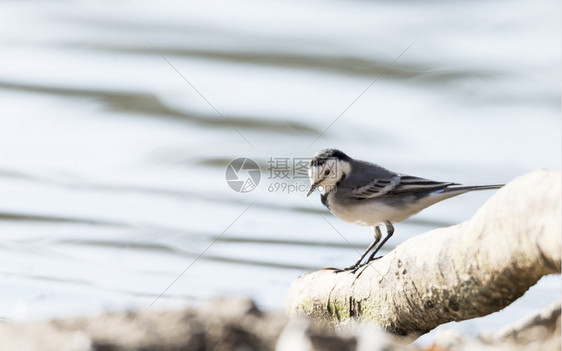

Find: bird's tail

[443,184,504,195]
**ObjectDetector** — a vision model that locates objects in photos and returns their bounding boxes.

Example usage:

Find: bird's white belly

[328,195,435,226]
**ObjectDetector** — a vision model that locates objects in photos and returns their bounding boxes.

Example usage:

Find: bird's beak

[307,183,319,197]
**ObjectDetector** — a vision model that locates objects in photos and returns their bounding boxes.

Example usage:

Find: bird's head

[307,149,352,196]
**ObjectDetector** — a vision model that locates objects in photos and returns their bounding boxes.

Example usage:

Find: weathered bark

[286,169,561,335]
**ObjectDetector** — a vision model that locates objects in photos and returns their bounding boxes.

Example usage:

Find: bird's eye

[324,169,330,176]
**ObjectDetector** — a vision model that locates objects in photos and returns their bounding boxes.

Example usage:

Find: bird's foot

[349,256,384,274]
[366,255,383,263]
[351,261,372,274]
[334,264,360,274]
[335,255,385,274]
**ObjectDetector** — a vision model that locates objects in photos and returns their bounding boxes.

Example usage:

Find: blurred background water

[0,0,559,343]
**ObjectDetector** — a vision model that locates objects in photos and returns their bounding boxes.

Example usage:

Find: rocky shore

[1,298,559,351]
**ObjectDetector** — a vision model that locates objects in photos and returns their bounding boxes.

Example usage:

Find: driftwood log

[286,169,561,336]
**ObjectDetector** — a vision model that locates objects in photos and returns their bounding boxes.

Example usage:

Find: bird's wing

[349,175,458,200]
[348,176,401,199]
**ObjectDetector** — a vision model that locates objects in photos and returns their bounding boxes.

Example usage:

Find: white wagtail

[307,149,503,272]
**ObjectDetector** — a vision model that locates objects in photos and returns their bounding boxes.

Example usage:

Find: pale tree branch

[286,169,561,336]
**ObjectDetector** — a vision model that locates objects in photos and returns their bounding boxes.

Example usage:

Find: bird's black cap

[310,149,352,167]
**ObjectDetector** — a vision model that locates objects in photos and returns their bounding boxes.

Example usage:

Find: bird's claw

[367,255,383,263]
[334,265,359,274]
[335,255,384,274]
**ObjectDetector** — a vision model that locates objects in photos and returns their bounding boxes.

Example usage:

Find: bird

[306,148,503,273]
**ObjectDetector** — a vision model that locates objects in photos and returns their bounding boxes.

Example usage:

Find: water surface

[0,0,559,341]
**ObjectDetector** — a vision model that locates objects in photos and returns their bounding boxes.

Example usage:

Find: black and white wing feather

[350,175,458,200]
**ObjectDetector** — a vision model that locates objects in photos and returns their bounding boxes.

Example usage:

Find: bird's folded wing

[349,175,458,200]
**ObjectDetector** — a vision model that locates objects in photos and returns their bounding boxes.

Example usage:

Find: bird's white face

[307,158,350,196]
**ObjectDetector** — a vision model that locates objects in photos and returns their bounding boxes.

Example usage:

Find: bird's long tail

[447,184,504,191]
[441,184,504,196]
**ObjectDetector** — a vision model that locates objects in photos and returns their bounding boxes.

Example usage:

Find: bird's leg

[336,226,382,273]
[366,221,394,262]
